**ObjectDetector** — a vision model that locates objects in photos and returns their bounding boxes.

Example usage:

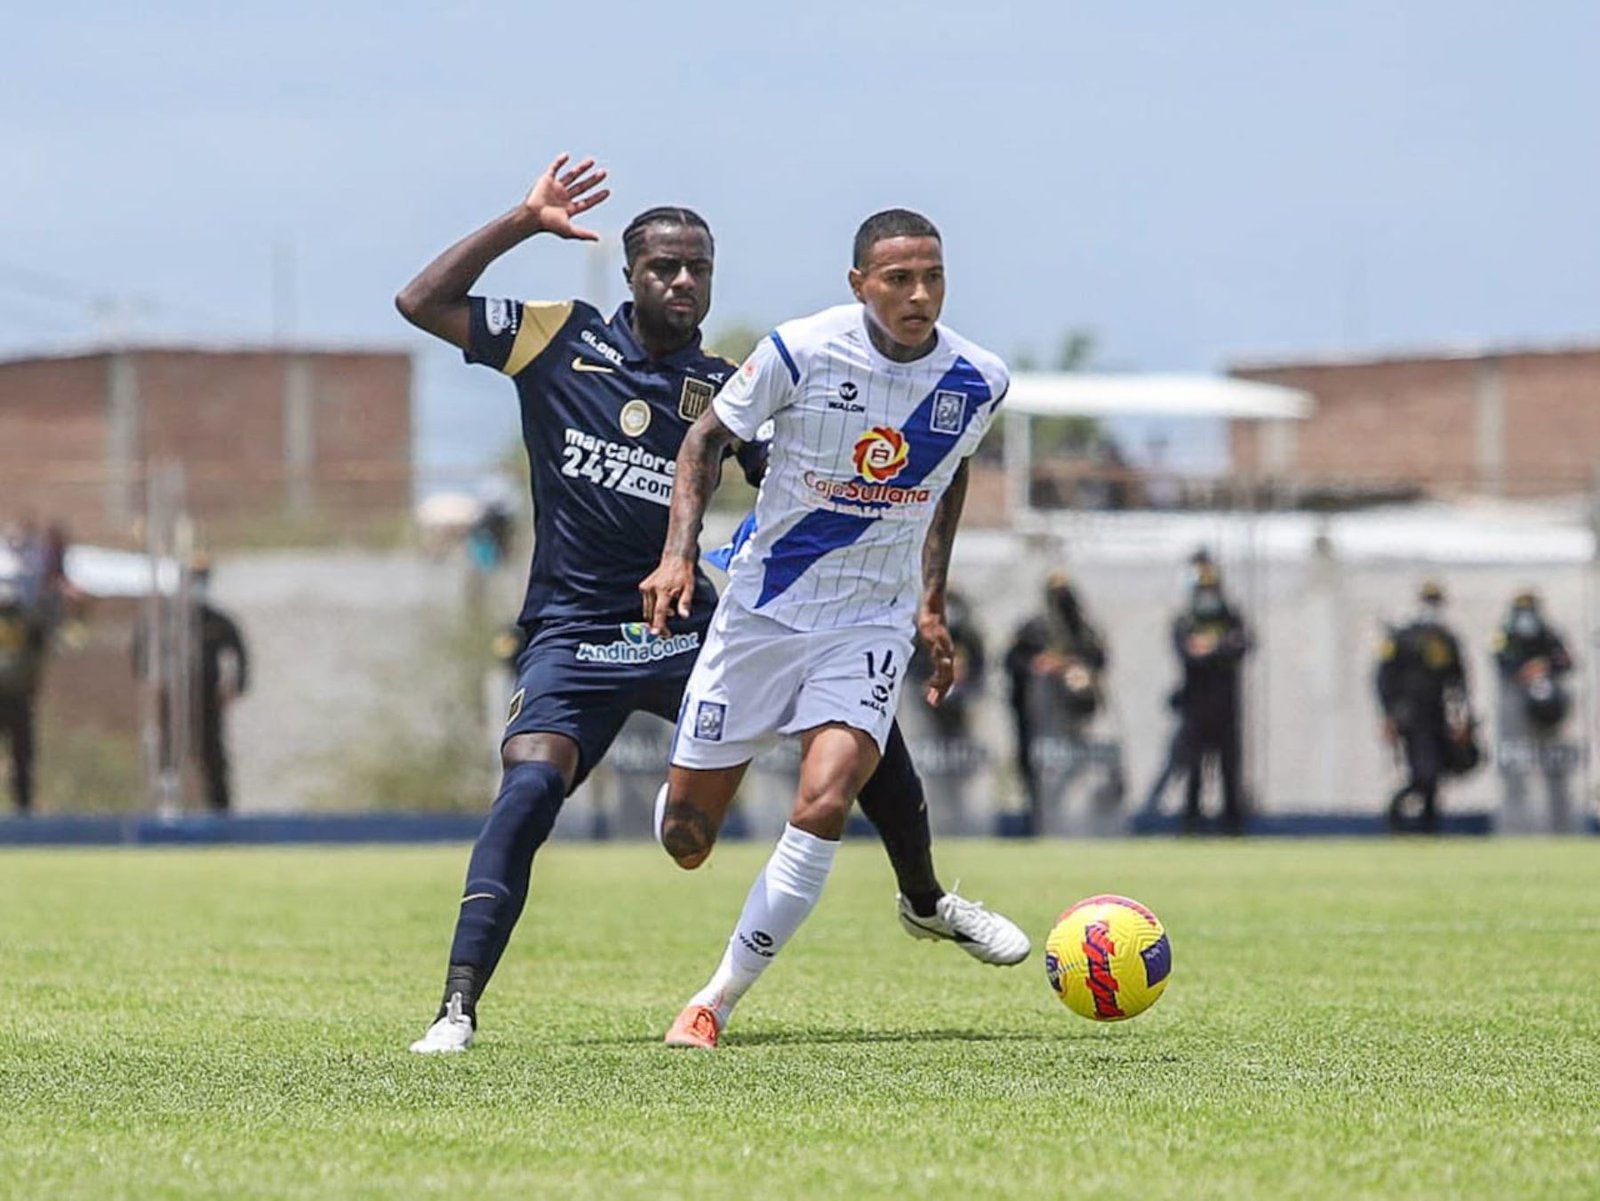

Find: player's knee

[791,787,851,835]
[661,800,717,869]
[501,732,579,790]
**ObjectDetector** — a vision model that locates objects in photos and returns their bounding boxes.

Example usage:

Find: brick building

[1228,343,1600,498]
[0,345,412,543]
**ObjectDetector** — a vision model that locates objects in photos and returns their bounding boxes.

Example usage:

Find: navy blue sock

[446,760,568,991]
[856,723,943,917]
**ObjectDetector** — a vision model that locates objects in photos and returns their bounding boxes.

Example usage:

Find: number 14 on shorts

[862,647,899,716]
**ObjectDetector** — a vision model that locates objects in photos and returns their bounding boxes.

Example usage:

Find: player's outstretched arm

[640,411,737,635]
[917,458,971,707]
[394,153,610,350]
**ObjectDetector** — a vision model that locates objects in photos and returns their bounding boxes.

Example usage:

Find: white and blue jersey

[711,303,1008,633]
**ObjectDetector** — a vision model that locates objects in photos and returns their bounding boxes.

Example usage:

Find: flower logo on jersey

[853,426,909,483]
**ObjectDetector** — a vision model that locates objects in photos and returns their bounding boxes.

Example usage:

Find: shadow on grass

[567,1026,1173,1050]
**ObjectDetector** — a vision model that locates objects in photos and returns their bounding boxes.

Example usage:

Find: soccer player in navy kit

[397,156,1022,1054]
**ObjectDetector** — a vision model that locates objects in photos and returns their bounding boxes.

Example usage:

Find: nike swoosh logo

[901,912,976,944]
[460,892,496,904]
[571,356,615,374]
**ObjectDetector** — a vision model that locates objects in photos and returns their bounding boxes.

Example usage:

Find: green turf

[2,838,1597,1200]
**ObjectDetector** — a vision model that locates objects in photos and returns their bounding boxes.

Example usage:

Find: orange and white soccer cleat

[664,1004,721,1049]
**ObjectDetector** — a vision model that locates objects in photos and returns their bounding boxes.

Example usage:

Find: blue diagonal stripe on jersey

[756,509,876,606]
[769,331,801,383]
[755,355,995,609]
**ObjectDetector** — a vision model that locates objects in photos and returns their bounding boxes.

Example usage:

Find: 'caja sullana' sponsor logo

[800,425,930,510]
[575,622,700,664]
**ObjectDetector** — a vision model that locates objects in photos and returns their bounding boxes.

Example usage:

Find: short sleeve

[710,334,798,440]
[465,297,575,376]
[959,362,1010,459]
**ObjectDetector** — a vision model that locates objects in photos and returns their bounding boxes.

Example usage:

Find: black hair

[622,206,713,266]
[852,208,941,268]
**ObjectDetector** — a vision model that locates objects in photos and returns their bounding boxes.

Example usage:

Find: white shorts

[670,597,914,771]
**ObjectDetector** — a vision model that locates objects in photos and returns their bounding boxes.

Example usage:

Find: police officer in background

[0,577,46,814]
[1171,561,1250,833]
[192,563,249,812]
[1492,590,1575,829]
[1376,580,1473,833]
[1004,571,1107,827]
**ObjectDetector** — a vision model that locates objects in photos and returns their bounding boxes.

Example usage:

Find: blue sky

[4,2,1598,478]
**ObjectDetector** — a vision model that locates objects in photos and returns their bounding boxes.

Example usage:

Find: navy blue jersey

[465,298,739,625]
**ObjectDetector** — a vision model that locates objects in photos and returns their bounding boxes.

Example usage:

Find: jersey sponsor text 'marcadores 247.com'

[465,295,738,626]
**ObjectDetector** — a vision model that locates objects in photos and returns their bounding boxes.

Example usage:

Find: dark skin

[394,152,715,785]
[638,232,967,868]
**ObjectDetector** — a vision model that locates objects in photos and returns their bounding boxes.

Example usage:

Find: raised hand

[522,153,611,241]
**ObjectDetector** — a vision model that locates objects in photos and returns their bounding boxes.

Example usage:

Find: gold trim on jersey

[502,301,575,376]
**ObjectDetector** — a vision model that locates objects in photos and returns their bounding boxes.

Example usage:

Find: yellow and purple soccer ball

[1044,895,1172,1021]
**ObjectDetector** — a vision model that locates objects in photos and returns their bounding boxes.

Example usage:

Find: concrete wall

[24,519,1599,826]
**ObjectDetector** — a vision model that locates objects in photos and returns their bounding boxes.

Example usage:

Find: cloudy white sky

[5,2,1597,476]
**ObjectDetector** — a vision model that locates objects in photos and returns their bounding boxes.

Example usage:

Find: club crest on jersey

[931,390,967,435]
[694,700,726,742]
[619,399,652,438]
[853,426,909,483]
[679,377,715,422]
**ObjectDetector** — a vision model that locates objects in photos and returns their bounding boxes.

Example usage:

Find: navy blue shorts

[502,616,707,789]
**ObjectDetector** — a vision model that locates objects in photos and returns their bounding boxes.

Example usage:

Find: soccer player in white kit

[639,209,1026,1048]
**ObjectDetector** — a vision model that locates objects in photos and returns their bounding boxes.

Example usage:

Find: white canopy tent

[1004,372,1313,420]
[1001,372,1314,525]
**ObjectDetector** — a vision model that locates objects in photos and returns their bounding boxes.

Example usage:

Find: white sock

[653,783,670,847]
[688,823,840,1028]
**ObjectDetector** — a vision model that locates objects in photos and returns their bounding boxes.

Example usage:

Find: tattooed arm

[917,458,970,707]
[640,409,737,635]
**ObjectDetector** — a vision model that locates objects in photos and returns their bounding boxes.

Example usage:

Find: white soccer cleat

[898,890,1031,966]
[408,991,475,1054]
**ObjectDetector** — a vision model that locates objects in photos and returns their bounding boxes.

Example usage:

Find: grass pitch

[2,837,1598,1200]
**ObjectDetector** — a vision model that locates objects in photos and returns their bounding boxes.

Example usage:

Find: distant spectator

[191,563,249,813]
[1169,560,1251,833]
[0,576,46,814]
[1376,580,1476,833]
[134,558,250,813]
[3,516,47,610]
[1005,571,1108,827]
[1492,590,1576,829]
[468,475,520,574]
